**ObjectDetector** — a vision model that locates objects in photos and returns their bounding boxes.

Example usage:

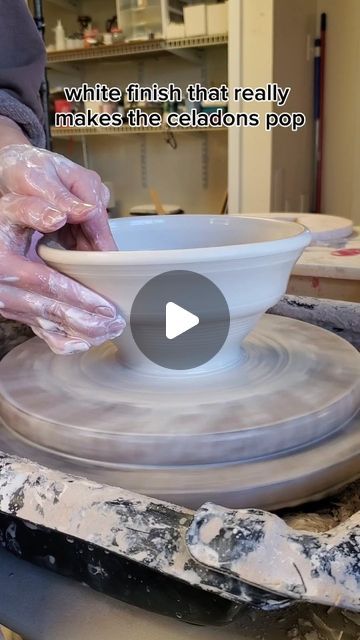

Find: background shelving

[46,0,79,9]
[44,0,318,218]
[51,125,227,137]
[47,34,228,65]
[44,0,229,215]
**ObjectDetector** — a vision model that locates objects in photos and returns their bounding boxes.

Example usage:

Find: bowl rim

[37,215,311,266]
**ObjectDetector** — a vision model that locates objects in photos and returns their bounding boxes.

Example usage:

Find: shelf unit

[44,1,319,258]
[47,34,228,65]
[51,124,227,137]
[45,0,240,214]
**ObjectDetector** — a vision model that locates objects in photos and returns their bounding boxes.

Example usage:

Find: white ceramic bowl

[38,215,311,373]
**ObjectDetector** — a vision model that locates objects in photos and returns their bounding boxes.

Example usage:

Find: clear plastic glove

[0,144,125,355]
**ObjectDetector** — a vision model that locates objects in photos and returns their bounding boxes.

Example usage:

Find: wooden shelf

[45,0,79,9]
[51,125,227,138]
[47,34,228,65]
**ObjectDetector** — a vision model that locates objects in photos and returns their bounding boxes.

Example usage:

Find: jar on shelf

[116,0,163,41]
[111,27,125,43]
[84,28,100,47]
[103,32,113,45]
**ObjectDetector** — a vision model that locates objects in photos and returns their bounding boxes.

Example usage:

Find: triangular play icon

[166,302,200,340]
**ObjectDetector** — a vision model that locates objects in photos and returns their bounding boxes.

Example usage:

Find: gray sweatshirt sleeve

[0,0,46,147]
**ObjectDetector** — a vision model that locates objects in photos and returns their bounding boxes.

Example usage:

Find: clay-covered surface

[270,296,360,349]
[187,503,359,610]
[0,451,289,623]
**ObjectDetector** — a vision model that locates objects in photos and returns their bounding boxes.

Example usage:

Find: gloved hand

[0,144,125,355]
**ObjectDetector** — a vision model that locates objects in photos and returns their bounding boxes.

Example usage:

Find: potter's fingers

[0,254,117,315]
[0,147,95,220]
[0,309,34,327]
[101,182,111,207]
[0,287,125,341]
[44,177,96,223]
[0,307,121,352]
[54,157,102,204]
[50,225,78,250]
[80,208,117,251]
[55,161,116,250]
[0,194,67,238]
[30,325,90,355]
[49,226,93,251]
[0,309,61,332]
[0,310,83,354]
[72,226,95,251]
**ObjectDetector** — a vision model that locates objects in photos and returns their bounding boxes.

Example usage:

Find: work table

[289,227,360,301]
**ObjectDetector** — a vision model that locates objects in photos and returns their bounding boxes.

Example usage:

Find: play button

[130,270,230,370]
[166,302,199,340]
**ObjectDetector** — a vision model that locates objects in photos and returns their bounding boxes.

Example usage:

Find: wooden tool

[149,188,166,214]
[220,190,228,215]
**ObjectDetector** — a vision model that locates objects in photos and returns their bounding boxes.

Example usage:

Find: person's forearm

[0,116,30,150]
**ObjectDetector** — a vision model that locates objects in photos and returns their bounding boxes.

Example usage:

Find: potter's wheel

[0,315,359,510]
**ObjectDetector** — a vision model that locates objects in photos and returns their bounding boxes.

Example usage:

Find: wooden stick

[149,188,166,214]
[220,190,228,215]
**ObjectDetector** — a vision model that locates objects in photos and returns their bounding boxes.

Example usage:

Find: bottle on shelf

[54,19,66,51]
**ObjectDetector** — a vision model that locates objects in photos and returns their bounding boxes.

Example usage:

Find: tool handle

[149,188,165,214]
